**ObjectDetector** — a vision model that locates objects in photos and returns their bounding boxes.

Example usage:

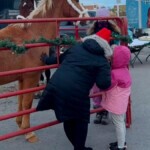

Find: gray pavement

[1,47,150,150]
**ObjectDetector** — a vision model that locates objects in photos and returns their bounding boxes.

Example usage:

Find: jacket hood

[112,46,131,69]
[82,39,105,56]
[82,34,113,58]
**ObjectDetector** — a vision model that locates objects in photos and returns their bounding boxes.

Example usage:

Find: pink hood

[110,46,132,88]
[112,46,131,69]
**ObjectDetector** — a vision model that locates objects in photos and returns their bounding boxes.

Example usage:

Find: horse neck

[28,0,65,39]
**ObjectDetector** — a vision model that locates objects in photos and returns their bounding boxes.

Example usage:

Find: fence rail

[0,16,131,141]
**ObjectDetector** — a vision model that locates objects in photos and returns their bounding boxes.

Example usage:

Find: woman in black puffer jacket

[36,28,112,150]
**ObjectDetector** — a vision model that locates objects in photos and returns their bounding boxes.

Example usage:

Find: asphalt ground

[1,46,150,150]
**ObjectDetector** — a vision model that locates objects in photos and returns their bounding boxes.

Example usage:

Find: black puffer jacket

[36,39,111,123]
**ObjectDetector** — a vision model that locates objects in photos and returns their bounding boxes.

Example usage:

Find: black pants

[63,119,88,150]
[40,69,51,83]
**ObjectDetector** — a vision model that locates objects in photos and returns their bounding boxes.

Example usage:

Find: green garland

[112,32,133,44]
[0,34,132,54]
[0,36,77,54]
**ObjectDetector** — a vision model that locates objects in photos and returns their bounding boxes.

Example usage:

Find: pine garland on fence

[0,36,77,54]
[0,33,133,54]
[112,32,133,44]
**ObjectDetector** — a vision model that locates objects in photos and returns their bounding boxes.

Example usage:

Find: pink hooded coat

[101,46,132,115]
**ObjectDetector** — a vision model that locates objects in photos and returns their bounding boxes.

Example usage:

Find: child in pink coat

[101,45,132,150]
[90,7,121,125]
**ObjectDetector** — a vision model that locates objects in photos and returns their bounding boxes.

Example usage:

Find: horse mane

[12,0,53,28]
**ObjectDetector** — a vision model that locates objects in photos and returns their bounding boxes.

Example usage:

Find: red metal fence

[0,17,131,141]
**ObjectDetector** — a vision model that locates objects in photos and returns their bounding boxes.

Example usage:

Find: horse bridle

[67,0,89,18]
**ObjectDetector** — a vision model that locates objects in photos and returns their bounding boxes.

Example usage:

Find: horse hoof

[25,132,39,143]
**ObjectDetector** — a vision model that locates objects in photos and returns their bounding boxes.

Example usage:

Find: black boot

[93,110,109,125]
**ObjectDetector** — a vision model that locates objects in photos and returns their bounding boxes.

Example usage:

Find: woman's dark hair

[93,21,115,33]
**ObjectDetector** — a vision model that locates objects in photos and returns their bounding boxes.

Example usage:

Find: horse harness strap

[67,0,88,18]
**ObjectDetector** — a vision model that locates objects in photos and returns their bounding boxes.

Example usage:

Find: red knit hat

[96,27,112,43]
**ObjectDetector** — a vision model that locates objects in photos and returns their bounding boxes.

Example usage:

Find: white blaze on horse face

[23,2,27,7]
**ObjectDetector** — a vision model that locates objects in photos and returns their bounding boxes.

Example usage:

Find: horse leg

[16,80,23,127]
[20,75,40,143]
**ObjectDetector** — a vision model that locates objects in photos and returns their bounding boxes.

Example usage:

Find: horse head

[23,0,89,19]
[60,0,89,26]
[62,0,89,18]
[19,0,35,18]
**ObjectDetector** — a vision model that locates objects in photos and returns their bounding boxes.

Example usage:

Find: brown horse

[0,0,88,143]
[19,0,35,17]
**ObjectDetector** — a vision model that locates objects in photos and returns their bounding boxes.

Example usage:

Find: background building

[126,0,150,28]
[83,5,98,10]
[113,5,126,17]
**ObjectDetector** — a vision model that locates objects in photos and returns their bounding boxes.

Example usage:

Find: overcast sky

[80,0,126,7]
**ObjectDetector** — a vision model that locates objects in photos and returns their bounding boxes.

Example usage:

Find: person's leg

[63,120,76,146]
[63,119,89,150]
[73,120,88,150]
[111,113,126,149]
[40,73,44,81]
[45,69,51,83]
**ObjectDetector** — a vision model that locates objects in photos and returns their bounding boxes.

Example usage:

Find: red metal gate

[0,17,132,141]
